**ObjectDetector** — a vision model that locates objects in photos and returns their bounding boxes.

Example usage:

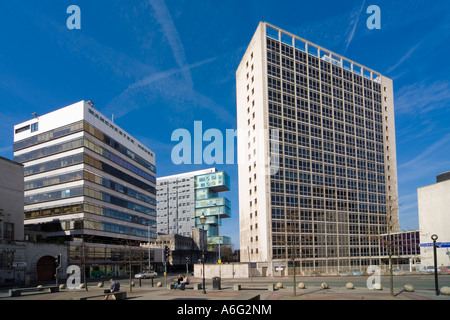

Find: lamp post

[200,214,207,294]
[431,234,439,296]
[212,203,220,264]
[213,203,222,279]
[81,233,88,292]
[148,225,151,272]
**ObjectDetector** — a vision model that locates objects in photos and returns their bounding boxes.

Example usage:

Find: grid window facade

[15,103,157,245]
[266,33,387,269]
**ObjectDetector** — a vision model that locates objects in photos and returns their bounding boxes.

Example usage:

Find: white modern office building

[418,172,450,268]
[157,168,232,258]
[157,168,215,236]
[13,101,158,277]
[236,22,399,276]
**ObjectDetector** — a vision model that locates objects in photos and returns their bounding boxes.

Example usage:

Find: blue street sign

[419,243,433,247]
[438,242,450,248]
[420,242,450,248]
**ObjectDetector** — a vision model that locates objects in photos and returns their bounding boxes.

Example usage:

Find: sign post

[431,234,439,296]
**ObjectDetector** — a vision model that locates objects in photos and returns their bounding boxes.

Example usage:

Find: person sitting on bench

[174,274,184,289]
[104,279,120,300]
[180,276,190,290]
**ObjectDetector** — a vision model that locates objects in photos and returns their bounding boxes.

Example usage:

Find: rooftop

[263,21,386,83]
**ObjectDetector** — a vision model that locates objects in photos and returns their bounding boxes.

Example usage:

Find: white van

[418,265,435,274]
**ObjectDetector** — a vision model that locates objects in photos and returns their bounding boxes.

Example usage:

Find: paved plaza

[0,275,448,319]
[1,275,449,301]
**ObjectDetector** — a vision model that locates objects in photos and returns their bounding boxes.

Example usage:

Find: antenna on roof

[32,112,39,119]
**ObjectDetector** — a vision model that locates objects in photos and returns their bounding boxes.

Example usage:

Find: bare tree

[123,238,143,293]
[286,210,299,296]
[384,196,400,296]
[284,210,316,296]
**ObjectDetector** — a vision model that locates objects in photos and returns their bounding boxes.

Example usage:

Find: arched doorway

[36,256,56,282]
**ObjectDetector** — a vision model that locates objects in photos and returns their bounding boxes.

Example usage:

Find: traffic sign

[438,242,450,248]
[419,242,450,248]
[419,243,433,247]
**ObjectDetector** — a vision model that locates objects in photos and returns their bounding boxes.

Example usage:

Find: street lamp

[212,203,220,264]
[200,214,207,294]
[431,234,439,296]
[148,225,151,272]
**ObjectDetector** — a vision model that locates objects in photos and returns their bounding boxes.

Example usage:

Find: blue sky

[0,0,449,249]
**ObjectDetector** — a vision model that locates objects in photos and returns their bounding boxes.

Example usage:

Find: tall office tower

[13,101,157,274]
[236,22,399,276]
[157,168,231,257]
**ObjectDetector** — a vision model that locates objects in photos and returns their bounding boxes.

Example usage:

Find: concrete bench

[9,286,59,297]
[168,283,201,290]
[167,283,175,290]
[106,291,127,300]
[233,283,276,291]
[192,283,202,290]
[77,291,127,300]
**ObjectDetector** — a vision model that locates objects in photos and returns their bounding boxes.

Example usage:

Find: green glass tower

[194,170,231,255]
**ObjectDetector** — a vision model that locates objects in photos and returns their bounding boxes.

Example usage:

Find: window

[271,181,284,193]
[15,125,30,134]
[31,122,39,132]
[268,64,280,77]
[268,77,281,90]
[3,223,14,240]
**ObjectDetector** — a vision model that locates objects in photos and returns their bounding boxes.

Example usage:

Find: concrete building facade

[236,22,399,276]
[379,230,421,272]
[418,172,450,268]
[0,157,71,284]
[0,156,24,242]
[147,228,206,271]
[0,157,26,284]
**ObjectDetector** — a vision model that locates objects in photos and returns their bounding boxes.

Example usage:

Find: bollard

[440,286,450,295]
[404,284,414,292]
